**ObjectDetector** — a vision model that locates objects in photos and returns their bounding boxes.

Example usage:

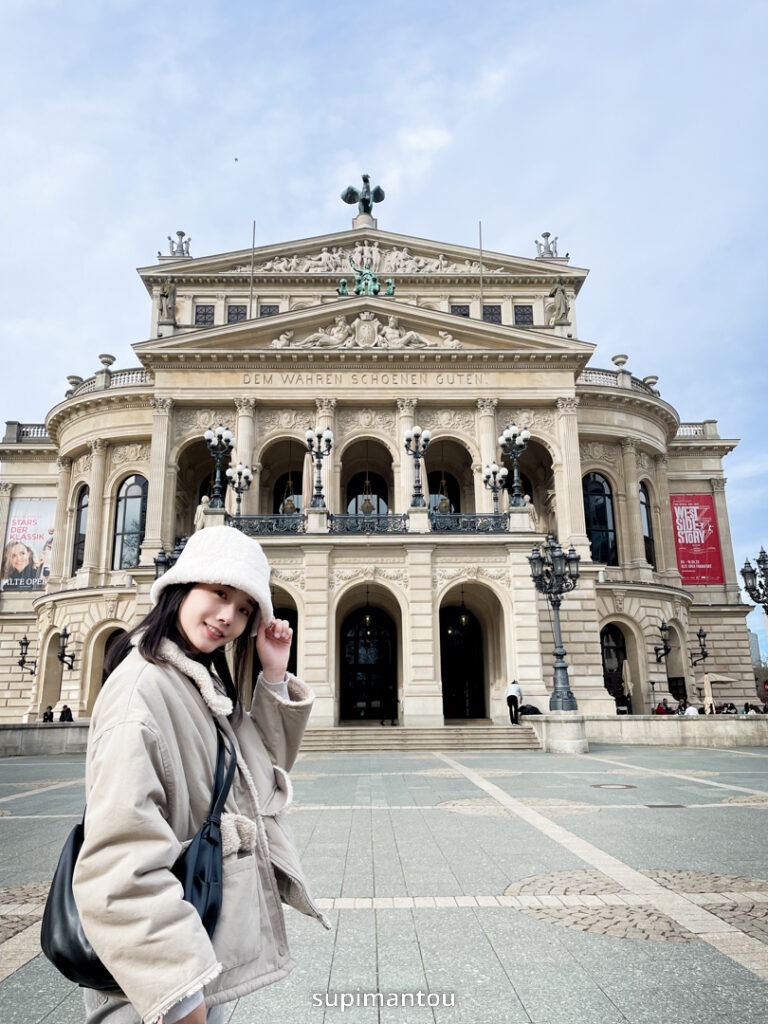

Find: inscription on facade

[242,371,488,387]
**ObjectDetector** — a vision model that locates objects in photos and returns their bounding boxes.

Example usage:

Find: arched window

[639,482,656,568]
[71,486,89,574]
[112,475,148,569]
[582,473,618,565]
[427,470,461,513]
[346,471,388,515]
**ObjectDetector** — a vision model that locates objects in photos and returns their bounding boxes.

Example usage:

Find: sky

[2,0,767,650]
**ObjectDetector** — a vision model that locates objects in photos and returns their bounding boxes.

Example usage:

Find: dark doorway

[600,623,631,713]
[340,606,397,722]
[440,605,485,719]
[102,629,127,684]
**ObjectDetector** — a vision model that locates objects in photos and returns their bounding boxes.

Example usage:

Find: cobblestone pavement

[1,744,768,1023]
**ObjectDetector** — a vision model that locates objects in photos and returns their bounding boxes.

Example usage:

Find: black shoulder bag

[40,719,236,991]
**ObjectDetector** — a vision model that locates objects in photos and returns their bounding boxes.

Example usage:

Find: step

[300,725,540,753]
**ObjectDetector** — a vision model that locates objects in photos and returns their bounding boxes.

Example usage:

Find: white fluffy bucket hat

[149,526,273,636]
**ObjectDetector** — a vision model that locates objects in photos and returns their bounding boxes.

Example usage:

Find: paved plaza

[1,742,767,1023]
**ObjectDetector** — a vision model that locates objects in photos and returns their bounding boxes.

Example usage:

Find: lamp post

[690,627,713,713]
[226,462,253,518]
[203,425,234,509]
[57,627,76,671]
[690,627,708,667]
[153,536,187,578]
[654,620,672,663]
[528,534,581,711]
[482,463,508,514]
[17,636,36,676]
[498,423,530,507]
[741,548,768,610]
[403,424,431,507]
[305,427,333,508]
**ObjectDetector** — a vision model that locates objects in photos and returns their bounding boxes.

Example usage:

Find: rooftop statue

[341,173,385,215]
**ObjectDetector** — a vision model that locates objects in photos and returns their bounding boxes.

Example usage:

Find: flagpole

[248,220,256,319]
[478,220,484,312]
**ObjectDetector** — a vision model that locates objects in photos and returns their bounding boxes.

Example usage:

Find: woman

[72,526,328,1023]
[2,541,39,587]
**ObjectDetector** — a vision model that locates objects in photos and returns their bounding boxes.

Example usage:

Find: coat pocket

[211,852,267,971]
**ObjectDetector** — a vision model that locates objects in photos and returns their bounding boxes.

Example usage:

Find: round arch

[333,581,403,726]
[598,615,649,712]
[80,621,129,713]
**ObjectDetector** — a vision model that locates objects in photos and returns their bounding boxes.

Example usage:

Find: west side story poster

[670,494,724,586]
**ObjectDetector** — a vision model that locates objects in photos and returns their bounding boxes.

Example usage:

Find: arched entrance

[600,624,631,713]
[440,603,485,719]
[340,606,397,723]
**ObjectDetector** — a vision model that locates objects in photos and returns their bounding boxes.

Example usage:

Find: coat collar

[157,639,234,717]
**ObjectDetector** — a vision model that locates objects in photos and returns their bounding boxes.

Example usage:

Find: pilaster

[141,397,174,563]
[396,398,417,512]
[234,397,257,515]
[654,455,682,586]
[620,439,652,578]
[315,398,337,512]
[47,459,72,585]
[476,398,498,512]
[79,439,106,583]
[403,544,443,726]
[710,476,740,595]
[555,397,589,550]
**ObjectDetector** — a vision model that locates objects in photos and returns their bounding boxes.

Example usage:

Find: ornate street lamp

[690,627,708,667]
[153,536,187,578]
[498,423,530,507]
[654,620,672,663]
[226,462,253,518]
[528,534,581,711]
[305,427,333,508]
[57,627,76,671]
[482,462,508,514]
[203,424,234,509]
[741,548,768,610]
[403,424,431,507]
[17,635,37,676]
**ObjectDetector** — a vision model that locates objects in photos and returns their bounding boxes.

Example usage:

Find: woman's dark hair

[104,582,257,718]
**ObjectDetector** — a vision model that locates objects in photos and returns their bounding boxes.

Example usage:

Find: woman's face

[9,544,32,571]
[177,583,255,654]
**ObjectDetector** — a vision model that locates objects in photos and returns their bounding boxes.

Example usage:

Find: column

[396,398,416,511]
[654,455,681,586]
[47,458,72,585]
[0,483,13,568]
[620,438,649,571]
[81,439,107,578]
[234,397,257,515]
[476,398,498,513]
[555,397,589,549]
[710,477,740,595]
[141,397,174,562]
[316,398,336,511]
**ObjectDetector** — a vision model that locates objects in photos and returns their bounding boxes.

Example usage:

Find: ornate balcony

[328,514,409,535]
[429,512,510,533]
[229,514,307,536]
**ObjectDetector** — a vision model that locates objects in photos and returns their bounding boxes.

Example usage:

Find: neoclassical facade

[0,214,754,725]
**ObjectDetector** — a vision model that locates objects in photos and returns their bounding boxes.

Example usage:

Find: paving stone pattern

[1,745,768,1023]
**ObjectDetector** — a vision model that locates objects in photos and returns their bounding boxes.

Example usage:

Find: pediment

[138,228,587,292]
[134,297,594,368]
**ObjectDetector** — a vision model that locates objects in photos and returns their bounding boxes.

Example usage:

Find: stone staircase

[300,722,541,753]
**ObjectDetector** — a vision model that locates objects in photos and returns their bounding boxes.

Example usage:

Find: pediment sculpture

[270,313,462,350]
[239,241,510,276]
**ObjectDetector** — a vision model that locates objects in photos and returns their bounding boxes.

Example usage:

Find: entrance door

[340,607,397,722]
[600,624,630,712]
[440,606,485,719]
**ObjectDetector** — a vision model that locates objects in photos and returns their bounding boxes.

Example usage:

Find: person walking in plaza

[505,679,522,725]
[72,526,327,1024]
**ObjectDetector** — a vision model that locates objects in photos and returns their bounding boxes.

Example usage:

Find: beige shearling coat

[72,642,328,1024]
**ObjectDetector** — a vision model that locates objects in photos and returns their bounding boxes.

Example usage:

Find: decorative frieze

[173,409,234,444]
[579,441,619,465]
[111,443,150,467]
[498,408,555,433]
[270,312,461,351]
[259,409,310,434]
[336,408,396,439]
[240,242,511,277]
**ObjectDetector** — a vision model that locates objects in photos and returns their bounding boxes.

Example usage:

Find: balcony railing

[429,511,510,533]
[229,514,307,536]
[328,514,409,535]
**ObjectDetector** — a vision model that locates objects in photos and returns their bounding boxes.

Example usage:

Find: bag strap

[209,720,237,825]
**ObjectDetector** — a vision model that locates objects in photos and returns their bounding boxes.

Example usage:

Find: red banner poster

[670,494,724,585]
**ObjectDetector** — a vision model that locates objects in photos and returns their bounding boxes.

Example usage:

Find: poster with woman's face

[1,499,56,592]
